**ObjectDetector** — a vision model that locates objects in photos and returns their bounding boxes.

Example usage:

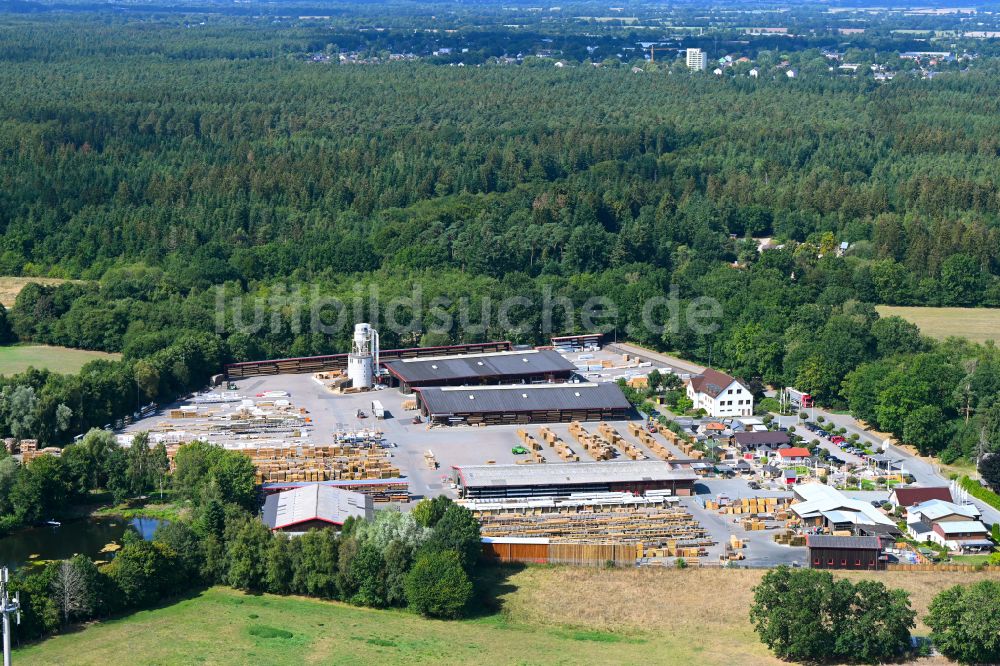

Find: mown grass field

[0,345,120,376]
[0,277,78,308]
[18,566,1000,665]
[876,305,1000,344]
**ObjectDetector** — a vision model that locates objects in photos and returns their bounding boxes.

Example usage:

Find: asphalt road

[806,406,1000,526]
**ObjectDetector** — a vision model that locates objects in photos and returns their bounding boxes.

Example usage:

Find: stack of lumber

[568,421,615,460]
[773,531,807,547]
[598,422,645,460]
[19,439,37,463]
[470,498,711,547]
[718,496,791,516]
[245,444,400,486]
[627,423,675,460]
[537,427,579,461]
[655,423,704,459]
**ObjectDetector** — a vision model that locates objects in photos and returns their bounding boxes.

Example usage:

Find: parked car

[830,435,846,444]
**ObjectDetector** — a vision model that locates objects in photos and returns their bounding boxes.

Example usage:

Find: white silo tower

[347,323,379,390]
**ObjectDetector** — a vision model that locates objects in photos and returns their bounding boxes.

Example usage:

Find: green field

[0,345,120,376]
[876,306,1000,344]
[15,586,739,666]
[18,566,1000,665]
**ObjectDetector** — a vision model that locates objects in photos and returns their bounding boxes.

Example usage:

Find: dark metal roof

[857,523,903,536]
[385,349,577,384]
[734,431,790,447]
[806,535,882,550]
[417,382,631,415]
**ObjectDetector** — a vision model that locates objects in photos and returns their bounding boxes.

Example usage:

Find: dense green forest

[0,15,998,466]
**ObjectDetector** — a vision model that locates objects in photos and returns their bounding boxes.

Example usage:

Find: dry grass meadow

[876,305,1000,344]
[0,276,78,308]
[18,565,1000,665]
[502,566,1000,636]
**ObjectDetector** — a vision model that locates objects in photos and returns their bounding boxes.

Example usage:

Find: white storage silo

[347,323,379,390]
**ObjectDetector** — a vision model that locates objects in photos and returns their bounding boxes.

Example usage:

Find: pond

[0,516,163,570]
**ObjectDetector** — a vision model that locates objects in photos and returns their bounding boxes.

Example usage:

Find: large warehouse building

[384,349,577,392]
[415,382,631,425]
[454,460,699,499]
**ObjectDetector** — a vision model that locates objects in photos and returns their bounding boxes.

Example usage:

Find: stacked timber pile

[637,542,707,559]
[538,426,579,462]
[467,494,711,549]
[245,444,400,486]
[515,429,546,464]
[627,422,674,460]
[656,423,704,459]
[773,530,807,547]
[19,439,37,463]
[598,422,645,460]
[711,496,791,516]
[567,422,615,460]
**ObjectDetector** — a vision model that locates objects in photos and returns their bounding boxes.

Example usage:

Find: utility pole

[0,567,21,666]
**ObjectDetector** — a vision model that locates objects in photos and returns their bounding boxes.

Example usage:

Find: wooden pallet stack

[568,421,615,460]
[245,444,400,485]
[627,423,673,459]
[639,543,707,559]
[717,496,791,516]
[471,502,712,548]
[598,422,645,460]
[537,427,579,462]
[656,423,705,460]
[19,439,37,463]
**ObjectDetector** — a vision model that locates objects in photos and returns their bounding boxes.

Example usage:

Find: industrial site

[115,324,1000,569]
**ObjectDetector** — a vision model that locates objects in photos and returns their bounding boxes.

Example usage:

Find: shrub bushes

[751,567,915,664]
[404,551,473,619]
[926,581,1000,664]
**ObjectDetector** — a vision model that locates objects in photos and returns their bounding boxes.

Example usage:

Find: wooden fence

[482,542,638,567]
[886,563,994,573]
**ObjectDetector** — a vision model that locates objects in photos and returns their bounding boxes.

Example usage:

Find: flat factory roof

[455,460,698,489]
[261,484,374,530]
[385,349,577,384]
[417,382,630,415]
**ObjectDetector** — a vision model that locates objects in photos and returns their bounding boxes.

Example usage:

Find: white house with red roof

[685,368,753,417]
[775,447,812,466]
